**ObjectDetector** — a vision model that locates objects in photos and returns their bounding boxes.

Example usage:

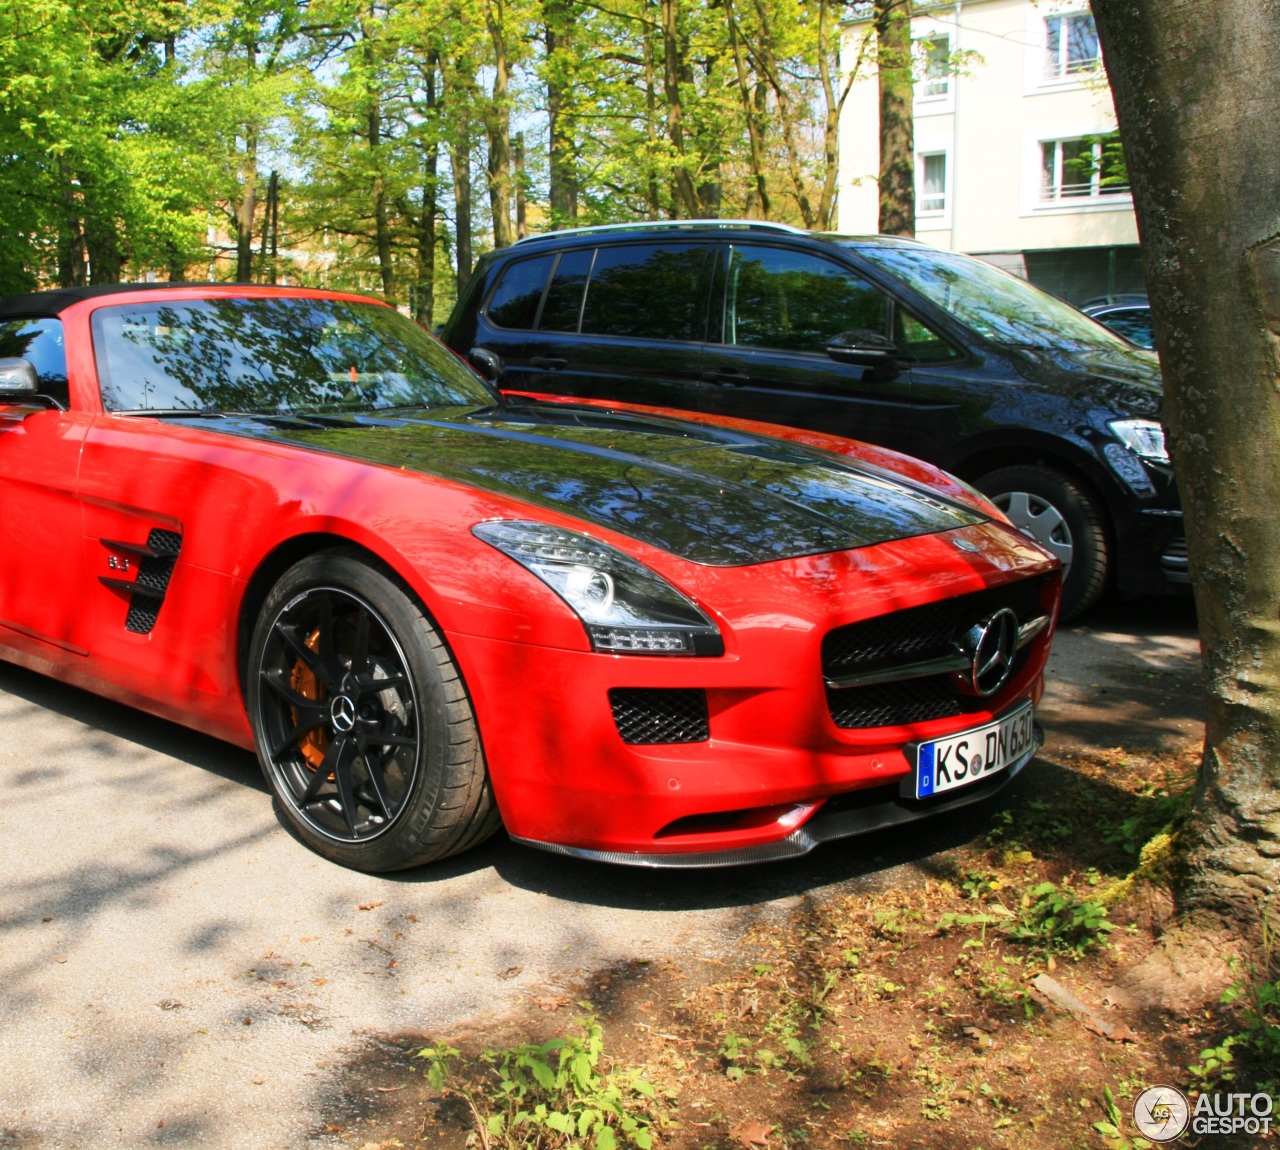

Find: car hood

[1004,344,1164,420]
[194,401,987,566]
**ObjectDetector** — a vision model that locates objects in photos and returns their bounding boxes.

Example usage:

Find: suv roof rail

[515,219,810,243]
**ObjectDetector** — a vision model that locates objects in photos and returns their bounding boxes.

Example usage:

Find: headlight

[1108,419,1169,464]
[473,521,724,656]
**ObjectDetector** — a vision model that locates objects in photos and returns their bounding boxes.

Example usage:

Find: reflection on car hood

[1005,345,1163,419]
[188,401,987,566]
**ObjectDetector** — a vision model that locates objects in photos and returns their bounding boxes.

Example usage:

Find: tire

[976,465,1109,621]
[247,549,499,872]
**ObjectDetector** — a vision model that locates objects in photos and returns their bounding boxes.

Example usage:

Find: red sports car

[0,284,1059,872]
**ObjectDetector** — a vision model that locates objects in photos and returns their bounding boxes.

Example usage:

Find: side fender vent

[99,528,184,634]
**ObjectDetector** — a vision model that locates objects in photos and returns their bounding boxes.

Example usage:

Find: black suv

[442,221,1185,618]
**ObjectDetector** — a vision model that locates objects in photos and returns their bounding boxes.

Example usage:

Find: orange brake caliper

[291,629,331,771]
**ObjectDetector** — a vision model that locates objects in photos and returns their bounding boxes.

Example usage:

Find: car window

[847,242,1140,354]
[485,254,554,330]
[893,309,961,363]
[539,248,594,332]
[0,318,69,406]
[1100,309,1155,349]
[723,245,889,352]
[579,243,710,341]
[91,297,497,415]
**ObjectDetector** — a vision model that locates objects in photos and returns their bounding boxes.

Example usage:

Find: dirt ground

[301,599,1275,1150]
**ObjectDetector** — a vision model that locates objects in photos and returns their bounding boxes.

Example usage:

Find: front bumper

[512,721,1043,867]
[448,524,1060,861]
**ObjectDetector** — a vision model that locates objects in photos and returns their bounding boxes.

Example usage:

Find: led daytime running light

[473,521,723,657]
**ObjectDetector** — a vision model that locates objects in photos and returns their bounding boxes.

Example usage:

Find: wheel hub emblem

[330,693,358,733]
[953,608,1018,697]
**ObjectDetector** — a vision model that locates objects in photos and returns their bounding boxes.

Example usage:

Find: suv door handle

[531,356,568,370]
[701,368,751,386]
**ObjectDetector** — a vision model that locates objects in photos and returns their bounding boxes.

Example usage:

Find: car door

[697,242,919,453]
[0,316,91,655]
[514,241,712,412]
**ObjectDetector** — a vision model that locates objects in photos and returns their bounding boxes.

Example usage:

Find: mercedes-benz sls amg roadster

[0,284,1060,872]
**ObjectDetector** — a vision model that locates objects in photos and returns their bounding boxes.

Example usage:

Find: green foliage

[418,1014,665,1150]
[1006,880,1114,956]
[1194,969,1280,1098]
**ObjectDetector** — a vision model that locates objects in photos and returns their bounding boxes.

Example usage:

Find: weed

[1103,767,1196,859]
[1092,1083,1153,1149]
[1006,881,1114,956]
[418,1013,666,1149]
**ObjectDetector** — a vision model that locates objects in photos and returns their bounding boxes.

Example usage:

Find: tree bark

[1092,0,1280,951]
[660,0,700,217]
[543,0,578,226]
[484,0,515,249]
[874,0,914,237]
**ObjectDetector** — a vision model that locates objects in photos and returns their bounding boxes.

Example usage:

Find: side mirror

[0,357,39,399]
[469,347,506,384]
[825,330,901,368]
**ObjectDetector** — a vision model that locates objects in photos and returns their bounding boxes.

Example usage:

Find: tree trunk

[413,63,440,326]
[642,7,663,218]
[236,129,259,282]
[874,0,914,237]
[660,0,700,217]
[484,0,515,249]
[816,0,863,231]
[725,0,772,219]
[543,0,578,226]
[260,169,279,285]
[514,132,527,238]
[56,160,87,288]
[1092,0,1280,952]
[449,115,474,293]
[749,0,816,228]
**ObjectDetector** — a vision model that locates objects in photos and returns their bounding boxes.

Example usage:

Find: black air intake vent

[609,688,709,744]
[99,527,184,635]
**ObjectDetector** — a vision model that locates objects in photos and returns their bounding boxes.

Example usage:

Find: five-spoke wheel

[248,550,498,871]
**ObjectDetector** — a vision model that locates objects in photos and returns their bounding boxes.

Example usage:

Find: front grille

[609,688,709,744]
[823,576,1047,730]
[826,676,984,728]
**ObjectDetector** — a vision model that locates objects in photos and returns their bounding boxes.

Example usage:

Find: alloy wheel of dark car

[978,465,1110,621]
[249,550,499,871]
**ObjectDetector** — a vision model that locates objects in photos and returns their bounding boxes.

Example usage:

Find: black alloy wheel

[248,550,499,871]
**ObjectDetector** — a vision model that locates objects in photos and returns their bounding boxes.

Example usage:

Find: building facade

[837,0,1144,304]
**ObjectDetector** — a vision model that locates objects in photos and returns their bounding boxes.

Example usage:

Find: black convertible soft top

[0,283,247,320]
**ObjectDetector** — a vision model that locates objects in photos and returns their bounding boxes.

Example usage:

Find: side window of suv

[579,243,710,341]
[485,254,555,330]
[724,245,888,352]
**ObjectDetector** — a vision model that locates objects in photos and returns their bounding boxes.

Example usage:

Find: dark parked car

[443,221,1186,618]
[1082,295,1155,349]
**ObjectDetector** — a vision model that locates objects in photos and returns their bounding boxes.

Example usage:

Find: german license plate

[914,701,1035,799]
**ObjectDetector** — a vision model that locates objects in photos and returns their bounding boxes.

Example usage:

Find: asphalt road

[0,598,1202,1149]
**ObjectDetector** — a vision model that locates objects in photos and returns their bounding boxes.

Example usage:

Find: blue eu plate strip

[917,743,936,798]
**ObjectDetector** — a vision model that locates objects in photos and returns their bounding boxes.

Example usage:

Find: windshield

[844,242,1138,352]
[91,296,496,414]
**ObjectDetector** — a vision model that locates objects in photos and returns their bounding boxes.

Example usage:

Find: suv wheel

[977,465,1109,620]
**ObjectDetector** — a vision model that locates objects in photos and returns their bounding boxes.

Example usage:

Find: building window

[1044,12,1100,79]
[918,152,947,214]
[917,35,950,100]
[1040,134,1128,201]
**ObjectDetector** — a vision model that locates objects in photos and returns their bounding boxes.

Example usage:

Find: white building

[837,0,1143,304]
